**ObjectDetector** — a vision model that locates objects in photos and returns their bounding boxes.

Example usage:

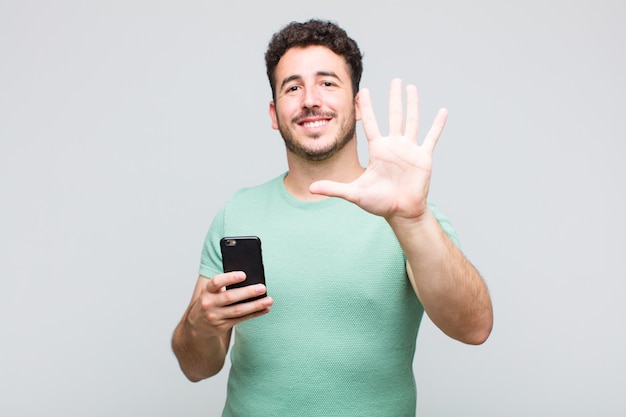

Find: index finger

[358,88,381,141]
[204,271,246,293]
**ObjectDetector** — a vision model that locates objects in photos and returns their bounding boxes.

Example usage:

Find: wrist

[385,204,433,232]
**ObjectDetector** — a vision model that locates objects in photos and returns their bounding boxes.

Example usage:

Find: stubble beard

[277,108,357,162]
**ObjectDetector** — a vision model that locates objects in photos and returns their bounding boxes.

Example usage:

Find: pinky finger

[231,305,272,326]
[422,108,448,153]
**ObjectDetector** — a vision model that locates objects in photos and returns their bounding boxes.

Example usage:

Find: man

[172,19,493,416]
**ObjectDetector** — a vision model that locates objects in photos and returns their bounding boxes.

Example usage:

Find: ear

[355,91,362,121]
[269,100,279,130]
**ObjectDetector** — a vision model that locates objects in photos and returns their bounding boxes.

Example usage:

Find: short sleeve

[199,205,226,278]
[427,201,461,249]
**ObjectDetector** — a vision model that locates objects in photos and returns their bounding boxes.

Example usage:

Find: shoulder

[227,173,286,204]
[218,173,288,234]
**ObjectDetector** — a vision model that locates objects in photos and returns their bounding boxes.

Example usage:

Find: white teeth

[302,120,328,129]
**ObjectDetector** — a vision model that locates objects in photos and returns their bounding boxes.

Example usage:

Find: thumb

[309,180,355,202]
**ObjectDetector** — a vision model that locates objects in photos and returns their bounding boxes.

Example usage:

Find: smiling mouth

[294,110,335,129]
[301,119,330,129]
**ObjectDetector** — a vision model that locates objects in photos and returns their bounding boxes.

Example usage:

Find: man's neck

[283,150,364,201]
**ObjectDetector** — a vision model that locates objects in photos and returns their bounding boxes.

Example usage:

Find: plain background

[1,1,625,416]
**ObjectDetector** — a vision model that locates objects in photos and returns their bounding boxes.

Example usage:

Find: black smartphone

[220,236,267,304]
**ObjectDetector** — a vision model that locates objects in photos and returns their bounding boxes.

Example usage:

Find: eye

[286,85,300,93]
[322,81,334,87]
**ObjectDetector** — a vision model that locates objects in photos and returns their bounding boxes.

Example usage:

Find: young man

[172,19,493,416]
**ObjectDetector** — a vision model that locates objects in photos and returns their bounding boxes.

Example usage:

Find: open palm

[310,78,448,221]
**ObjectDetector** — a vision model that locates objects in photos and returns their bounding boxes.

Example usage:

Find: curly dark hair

[265,19,363,100]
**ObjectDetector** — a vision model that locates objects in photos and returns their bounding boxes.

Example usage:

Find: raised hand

[309,78,448,222]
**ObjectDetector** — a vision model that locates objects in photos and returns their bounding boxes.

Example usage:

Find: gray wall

[1,1,624,416]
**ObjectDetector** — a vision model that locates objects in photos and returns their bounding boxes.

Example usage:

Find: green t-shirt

[200,173,459,417]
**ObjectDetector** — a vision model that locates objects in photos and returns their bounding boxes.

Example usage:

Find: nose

[302,86,321,109]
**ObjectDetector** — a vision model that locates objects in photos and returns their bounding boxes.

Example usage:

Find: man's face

[269,45,360,162]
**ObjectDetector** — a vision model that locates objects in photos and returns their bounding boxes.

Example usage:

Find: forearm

[171,308,230,382]
[389,208,493,344]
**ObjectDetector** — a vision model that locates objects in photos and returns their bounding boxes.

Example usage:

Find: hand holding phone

[220,236,267,305]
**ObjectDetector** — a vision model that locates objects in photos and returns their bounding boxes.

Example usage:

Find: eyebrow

[279,71,342,91]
